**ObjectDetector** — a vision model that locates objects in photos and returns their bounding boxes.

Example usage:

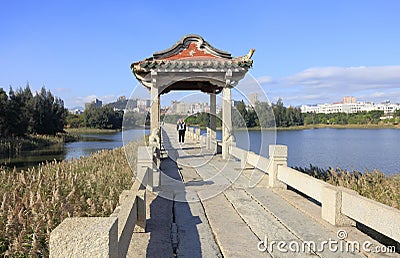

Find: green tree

[0,88,9,136]
[255,101,275,128]
[66,113,85,128]
[84,105,123,129]
[31,87,67,135]
[232,100,247,128]
[273,98,285,127]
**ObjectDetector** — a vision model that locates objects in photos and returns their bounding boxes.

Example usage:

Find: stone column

[150,72,160,134]
[209,91,216,152]
[149,94,159,134]
[222,72,233,159]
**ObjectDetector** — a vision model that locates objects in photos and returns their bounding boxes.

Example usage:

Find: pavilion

[131,34,254,159]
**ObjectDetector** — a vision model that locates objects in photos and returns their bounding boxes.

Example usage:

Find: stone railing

[230,144,400,244]
[185,126,201,142]
[50,146,156,258]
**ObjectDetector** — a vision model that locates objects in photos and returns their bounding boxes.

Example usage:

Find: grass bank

[0,133,79,156]
[296,165,400,209]
[190,124,400,131]
[0,142,138,257]
[65,127,121,134]
[283,123,400,130]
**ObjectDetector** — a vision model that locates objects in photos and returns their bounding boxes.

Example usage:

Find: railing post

[268,145,288,188]
[206,127,211,149]
[240,151,246,169]
[190,127,194,140]
[196,128,200,141]
[134,186,147,232]
[50,217,118,258]
[137,146,156,191]
[322,186,355,226]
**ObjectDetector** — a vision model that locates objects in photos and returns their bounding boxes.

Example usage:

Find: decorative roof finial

[246,48,255,59]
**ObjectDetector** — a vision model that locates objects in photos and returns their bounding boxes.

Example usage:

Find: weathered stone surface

[174,192,222,257]
[322,185,355,226]
[342,188,400,243]
[247,188,367,258]
[200,192,271,257]
[278,166,328,202]
[50,217,118,258]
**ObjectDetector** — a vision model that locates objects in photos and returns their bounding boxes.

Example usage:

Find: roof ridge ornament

[246,48,255,60]
[152,34,232,60]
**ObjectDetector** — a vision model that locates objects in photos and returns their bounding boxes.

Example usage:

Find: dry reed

[0,142,138,257]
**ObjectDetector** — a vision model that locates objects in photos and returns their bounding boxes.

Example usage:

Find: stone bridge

[50,34,399,257]
[50,123,400,257]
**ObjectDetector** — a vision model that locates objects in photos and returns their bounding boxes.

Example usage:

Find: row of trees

[182,99,303,128]
[69,99,400,130]
[184,99,397,128]
[0,85,67,137]
[232,99,303,128]
[303,110,385,125]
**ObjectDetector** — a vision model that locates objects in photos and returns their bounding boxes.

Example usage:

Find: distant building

[342,96,356,104]
[85,98,102,110]
[233,100,241,107]
[301,97,400,114]
[168,101,211,115]
[136,99,150,111]
[249,93,259,105]
[117,96,127,102]
[68,109,83,115]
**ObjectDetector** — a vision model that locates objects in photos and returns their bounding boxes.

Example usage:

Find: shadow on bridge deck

[128,124,397,258]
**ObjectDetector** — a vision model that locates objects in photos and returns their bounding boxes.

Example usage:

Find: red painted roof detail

[163,43,220,60]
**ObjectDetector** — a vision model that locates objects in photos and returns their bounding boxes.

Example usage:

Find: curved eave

[133,58,253,71]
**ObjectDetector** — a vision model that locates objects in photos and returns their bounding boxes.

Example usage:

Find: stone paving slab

[174,191,222,258]
[127,191,174,258]
[272,188,400,258]
[247,187,365,258]
[198,191,271,258]
[224,189,315,258]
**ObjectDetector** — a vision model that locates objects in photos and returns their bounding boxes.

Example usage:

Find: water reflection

[0,129,148,170]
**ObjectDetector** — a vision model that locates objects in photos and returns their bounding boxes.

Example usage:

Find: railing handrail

[227,143,400,244]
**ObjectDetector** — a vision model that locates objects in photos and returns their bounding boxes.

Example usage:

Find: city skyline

[1,1,399,108]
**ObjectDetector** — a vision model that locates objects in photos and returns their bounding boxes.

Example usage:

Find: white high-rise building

[301,97,400,114]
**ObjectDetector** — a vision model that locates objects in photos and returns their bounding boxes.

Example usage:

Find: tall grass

[0,142,138,257]
[296,165,400,209]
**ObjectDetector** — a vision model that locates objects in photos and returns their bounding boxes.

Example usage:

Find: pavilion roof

[131,34,254,89]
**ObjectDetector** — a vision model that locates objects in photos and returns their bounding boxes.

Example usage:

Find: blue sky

[1,0,399,108]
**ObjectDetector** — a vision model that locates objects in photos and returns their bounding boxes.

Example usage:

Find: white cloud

[258,66,400,105]
[66,94,118,108]
[283,66,400,91]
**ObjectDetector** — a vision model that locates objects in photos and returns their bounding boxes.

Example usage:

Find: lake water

[232,128,400,175]
[1,128,399,175]
[0,129,148,170]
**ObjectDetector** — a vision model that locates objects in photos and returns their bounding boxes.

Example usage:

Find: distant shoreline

[191,124,400,131]
[65,127,121,134]
[277,124,400,130]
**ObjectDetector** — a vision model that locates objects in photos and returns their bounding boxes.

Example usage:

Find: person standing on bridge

[177,119,186,144]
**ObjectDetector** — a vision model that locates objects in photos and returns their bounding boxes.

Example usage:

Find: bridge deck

[128,124,392,258]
